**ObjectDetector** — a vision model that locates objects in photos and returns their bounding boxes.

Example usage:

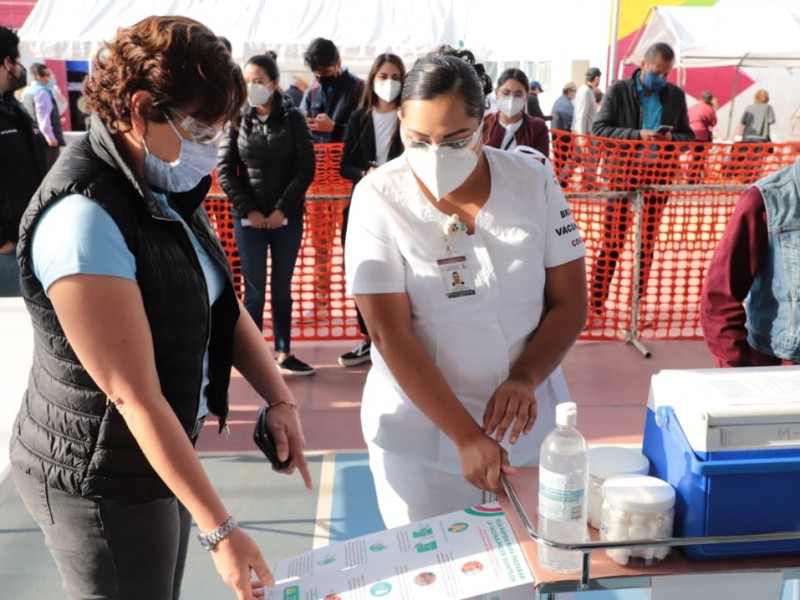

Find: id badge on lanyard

[437,214,477,299]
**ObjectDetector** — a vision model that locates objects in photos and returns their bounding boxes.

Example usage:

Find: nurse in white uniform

[345,47,587,596]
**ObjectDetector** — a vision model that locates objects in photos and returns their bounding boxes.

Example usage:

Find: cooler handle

[657,406,800,476]
[691,457,800,475]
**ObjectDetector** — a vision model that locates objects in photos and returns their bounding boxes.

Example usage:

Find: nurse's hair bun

[430,45,493,96]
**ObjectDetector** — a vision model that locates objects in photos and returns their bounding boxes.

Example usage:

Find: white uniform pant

[368,446,535,600]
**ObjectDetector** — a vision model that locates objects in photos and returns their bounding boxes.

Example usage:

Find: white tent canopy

[18,0,612,77]
[17,0,464,72]
[623,6,800,71]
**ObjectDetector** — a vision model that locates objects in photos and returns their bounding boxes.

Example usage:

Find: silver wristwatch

[197,515,238,551]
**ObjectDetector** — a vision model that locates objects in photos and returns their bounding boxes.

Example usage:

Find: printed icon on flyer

[369,581,393,596]
[448,522,469,533]
[282,586,299,599]
[413,571,437,586]
[412,524,433,538]
[369,541,388,552]
[461,560,484,575]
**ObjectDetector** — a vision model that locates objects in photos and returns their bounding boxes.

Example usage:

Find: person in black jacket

[217,54,316,376]
[299,38,366,320]
[11,17,312,599]
[0,27,46,296]
[590,42,693,316]
[300,38,364,144]
[338,53,406,367]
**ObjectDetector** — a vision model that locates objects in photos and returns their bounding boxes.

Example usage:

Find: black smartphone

[656,125,673,135]
[253,405,292,470]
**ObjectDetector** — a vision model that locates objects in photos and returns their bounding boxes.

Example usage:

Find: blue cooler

[641,367,800,560]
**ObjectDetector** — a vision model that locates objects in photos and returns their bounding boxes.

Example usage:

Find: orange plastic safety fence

[550,131,800,341]
[550,131,800,192]
[206,138,799,343]
[205,143,357,342]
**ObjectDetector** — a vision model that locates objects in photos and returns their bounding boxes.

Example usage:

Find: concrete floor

[0,337,719,598]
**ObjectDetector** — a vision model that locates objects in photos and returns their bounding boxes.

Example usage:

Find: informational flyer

[265,502,533,600]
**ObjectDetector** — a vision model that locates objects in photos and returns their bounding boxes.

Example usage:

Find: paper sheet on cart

[651,367,800,416]
[263,502,533,600]
[652,571,783,600]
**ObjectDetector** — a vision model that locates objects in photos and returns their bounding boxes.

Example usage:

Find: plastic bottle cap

[588,446,650,481]
[555,402,577,427]
[602,475,675,513]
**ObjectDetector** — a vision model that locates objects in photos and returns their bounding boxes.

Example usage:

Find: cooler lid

[648,366,800,452]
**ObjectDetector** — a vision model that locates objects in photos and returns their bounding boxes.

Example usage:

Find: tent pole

[608,0,622,83]
[726,56,746,140]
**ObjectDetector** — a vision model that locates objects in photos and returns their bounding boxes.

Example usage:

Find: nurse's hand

[483,378,538,445]
[457,432,516,493]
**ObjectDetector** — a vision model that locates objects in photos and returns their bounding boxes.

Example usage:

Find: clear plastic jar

[587,447,649,529]
[599,475,675,566]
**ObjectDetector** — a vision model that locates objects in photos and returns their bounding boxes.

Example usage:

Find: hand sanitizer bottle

[538,401,588,573]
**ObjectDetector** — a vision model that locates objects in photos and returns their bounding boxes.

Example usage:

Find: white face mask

[143,117,218,193]
[247,82,272,107]
[374,79,401,103]
[403,123,483,201]
[497,96,525,119]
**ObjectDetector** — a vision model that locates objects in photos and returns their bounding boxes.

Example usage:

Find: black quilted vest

[10,116,239,500]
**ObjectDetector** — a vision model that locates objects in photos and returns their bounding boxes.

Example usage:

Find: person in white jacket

[572,67,602,135]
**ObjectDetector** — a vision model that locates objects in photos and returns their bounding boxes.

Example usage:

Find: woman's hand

[456,431,516,493]
[211,528,273,600]
[482,378,538,445]
[266,404,313,489]
[246,210,268,229]
[265,209,286,229]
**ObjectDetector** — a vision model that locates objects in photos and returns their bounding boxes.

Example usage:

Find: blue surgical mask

[143,117,218,193]
[642,71,667,93]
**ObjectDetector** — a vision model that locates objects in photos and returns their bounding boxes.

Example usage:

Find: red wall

[0,1,36,28]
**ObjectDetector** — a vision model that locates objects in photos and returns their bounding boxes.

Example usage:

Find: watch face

[198,534,214,551]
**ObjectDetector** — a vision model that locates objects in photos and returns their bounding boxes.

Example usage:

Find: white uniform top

[345,146,585,473]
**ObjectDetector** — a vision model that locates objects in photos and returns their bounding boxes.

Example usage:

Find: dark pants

[12,466,192,600]
[233,215,303,353]
[341,204,367,336]
[590,192,669,311]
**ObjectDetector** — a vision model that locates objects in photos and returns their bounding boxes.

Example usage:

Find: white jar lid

[602,475,675,513]
[588,446,650,481]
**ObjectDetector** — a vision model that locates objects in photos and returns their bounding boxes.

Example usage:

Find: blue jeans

[0,249,21,296]
[233,215,303,353]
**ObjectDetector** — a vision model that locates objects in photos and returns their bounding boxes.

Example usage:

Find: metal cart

[500,471,800,599]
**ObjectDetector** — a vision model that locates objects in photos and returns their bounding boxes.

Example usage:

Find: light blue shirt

[635,74,663,132]
[31,193,225,419]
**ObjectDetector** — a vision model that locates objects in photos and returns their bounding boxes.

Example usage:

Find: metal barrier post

[627,190,651,358]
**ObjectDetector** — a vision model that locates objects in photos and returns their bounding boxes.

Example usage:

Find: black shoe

[275,355,316,376]
[338,339,371,367]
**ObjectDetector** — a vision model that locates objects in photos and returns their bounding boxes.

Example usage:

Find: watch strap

[197,515,238,551]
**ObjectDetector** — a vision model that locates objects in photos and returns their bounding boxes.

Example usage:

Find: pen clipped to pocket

[253,405,292,470]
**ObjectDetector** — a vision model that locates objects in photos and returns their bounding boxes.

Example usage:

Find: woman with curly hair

[11,16,311,599]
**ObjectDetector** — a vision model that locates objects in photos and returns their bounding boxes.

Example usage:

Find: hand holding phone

[656,125,673,135]
[253,405,292,470]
